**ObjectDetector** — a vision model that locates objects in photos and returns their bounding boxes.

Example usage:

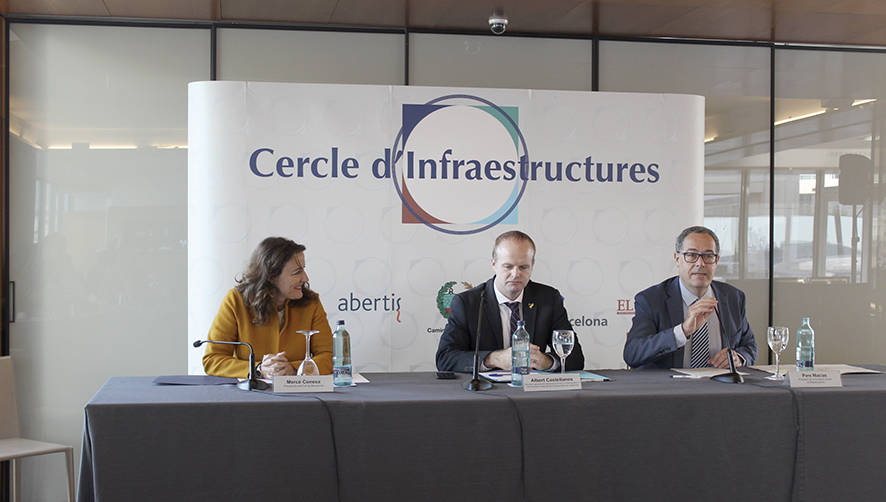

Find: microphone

[710,306,743,384]
[465,288,493,391]
[194,339,270,391]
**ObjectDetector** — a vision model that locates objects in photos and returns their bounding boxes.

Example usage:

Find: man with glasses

[623,226,757,369]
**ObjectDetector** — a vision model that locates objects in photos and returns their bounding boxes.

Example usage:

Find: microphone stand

[194,339,270,391]
[465,288,493,391]
[710,307,743,384]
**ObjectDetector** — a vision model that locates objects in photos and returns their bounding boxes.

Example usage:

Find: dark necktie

[688,307,710,368]
[505,301,521,336]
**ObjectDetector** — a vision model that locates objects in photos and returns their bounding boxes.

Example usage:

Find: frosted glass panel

[8,23,209,501]
[410,33,591,91]
[774,49,886,365]
[218,28,404,84]
[599,40,771,358]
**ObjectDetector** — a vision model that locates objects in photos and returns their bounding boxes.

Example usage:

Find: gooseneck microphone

[465,288,493,391]
[711,306,743,384]
[193,339,270,391]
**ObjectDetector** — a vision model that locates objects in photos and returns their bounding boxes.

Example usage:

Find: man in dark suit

[624,226,757,369]
[436,230,584,373]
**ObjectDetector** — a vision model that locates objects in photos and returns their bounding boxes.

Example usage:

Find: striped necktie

[505,301,521,336]
[689,320,710,368]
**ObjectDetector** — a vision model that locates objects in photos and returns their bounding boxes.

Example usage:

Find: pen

[488,373,507,377]
[671,375,696,379]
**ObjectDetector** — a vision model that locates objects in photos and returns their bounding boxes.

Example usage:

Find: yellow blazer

[203,288,334,378]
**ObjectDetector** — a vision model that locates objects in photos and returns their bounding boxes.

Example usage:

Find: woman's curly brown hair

[235,237,317,325]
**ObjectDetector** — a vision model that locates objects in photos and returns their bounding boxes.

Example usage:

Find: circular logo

[391,94,530,235]
[436,281,473,319]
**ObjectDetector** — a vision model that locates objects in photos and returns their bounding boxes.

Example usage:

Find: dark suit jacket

[623,276,757,369]
[436,278,584,372]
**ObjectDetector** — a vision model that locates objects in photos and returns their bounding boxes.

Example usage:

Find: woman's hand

[260,351,295,377]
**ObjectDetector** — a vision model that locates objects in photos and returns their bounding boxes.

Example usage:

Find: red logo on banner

[616,299,634,315]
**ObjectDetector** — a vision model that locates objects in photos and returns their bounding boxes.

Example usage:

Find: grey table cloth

[77,367,886,502]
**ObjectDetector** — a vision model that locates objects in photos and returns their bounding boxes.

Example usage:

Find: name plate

[788,368,842,388]
[523,373,581,392]
[273,375,334,393]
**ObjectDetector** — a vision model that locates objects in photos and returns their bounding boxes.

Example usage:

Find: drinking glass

[552,330,575,374]
[766,326,789,381]
[296,330,320,375]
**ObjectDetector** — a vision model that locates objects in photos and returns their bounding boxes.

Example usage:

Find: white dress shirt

[485,284,558,371]
[492,285,524,349]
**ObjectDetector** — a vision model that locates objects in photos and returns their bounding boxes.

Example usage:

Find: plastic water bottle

[796,317,815,371]
[332,320,352,386]
[511,320,530,387]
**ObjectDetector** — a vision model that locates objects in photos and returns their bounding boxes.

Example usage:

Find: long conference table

[76,367,886,502]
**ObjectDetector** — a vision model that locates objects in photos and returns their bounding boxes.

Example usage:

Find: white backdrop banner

[188,81,704,374]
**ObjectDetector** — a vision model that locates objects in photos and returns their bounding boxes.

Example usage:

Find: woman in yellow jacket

[203,237,333,378]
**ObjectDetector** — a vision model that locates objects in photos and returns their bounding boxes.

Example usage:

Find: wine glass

[296,330,320,375]
[552,330,575,374]
[766,326,789,381]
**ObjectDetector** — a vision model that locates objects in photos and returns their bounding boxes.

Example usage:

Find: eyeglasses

[679,252,718,264]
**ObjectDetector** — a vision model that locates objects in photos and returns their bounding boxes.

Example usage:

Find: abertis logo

[391,94,530,235]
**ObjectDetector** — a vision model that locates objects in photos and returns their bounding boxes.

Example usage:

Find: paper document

[482,370,610,383]
[576,371,610,382]
[480,371,512,383]
[750,365,789,376]
[153,375,238,385]
[671,368,749,379]
[752,364,880,375]
[819,364,881,374]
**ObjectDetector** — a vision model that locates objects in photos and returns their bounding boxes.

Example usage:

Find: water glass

[766,326,789,381]
[552,330,575,374]
[296,330,320,375]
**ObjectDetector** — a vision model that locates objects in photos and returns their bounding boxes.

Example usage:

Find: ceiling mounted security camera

[488,14,508,35]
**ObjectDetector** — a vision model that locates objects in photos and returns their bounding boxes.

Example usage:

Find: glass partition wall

[217,28,405,83]
[409,33,592,90]
[5,20,886,501]
[773,48,886,365]
[7,23,210,501]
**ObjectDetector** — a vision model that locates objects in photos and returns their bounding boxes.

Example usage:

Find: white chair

[0,356,75,502]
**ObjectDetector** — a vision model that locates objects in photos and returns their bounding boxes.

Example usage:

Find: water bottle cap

[336,320,345,325]
[516,320,525,326]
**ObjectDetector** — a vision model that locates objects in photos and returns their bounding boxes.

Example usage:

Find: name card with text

[273,375,334,393]
[523,373,582,392]
[788,368,842,388]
